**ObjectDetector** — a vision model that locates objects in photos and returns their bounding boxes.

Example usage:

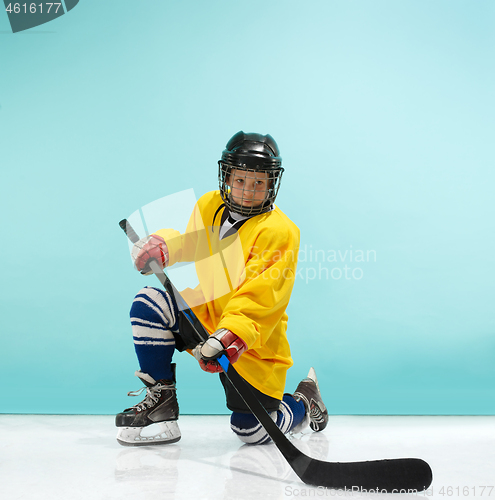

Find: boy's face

[226,169,270,208]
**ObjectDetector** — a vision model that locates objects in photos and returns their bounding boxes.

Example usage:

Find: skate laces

[127,382,176,412]
[294,379,325,415]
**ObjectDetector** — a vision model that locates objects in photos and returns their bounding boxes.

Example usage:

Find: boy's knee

[130,287,177,329]
[134,286,162,301]
[230,412,273,445]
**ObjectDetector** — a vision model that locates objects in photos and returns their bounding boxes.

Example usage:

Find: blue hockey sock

[130,287,179,381]
[133,344,175,381]
[230,394,306,444]
[282,393,306,429]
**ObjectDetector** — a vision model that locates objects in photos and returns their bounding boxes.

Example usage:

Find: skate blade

[117,421,181,447]
[307,367,319,390]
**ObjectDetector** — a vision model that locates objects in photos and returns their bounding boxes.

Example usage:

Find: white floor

[1,415,493,500]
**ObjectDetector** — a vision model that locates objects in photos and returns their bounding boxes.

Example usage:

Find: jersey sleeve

[153,197,206,266]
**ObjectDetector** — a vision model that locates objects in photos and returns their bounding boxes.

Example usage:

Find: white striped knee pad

[230,400,293,445]
[130,287,178,347]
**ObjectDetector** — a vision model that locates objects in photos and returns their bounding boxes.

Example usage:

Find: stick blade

[297,456,433,492]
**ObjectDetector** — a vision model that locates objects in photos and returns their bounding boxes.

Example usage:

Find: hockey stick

[119,219,433,492]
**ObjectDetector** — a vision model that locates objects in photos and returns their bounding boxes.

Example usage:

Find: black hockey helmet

[218,131,284,216]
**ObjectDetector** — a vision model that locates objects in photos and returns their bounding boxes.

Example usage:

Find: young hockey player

[116,131,328,446]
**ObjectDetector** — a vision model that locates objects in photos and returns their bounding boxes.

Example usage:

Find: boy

[116,131,328,446]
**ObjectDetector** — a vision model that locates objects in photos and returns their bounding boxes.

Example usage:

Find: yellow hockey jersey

[154,190,300,400]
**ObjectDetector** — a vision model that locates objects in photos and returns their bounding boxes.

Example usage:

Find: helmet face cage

[218,132,284,216]
[218,162,284,216]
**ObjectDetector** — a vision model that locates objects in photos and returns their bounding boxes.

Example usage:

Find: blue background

[0,0,494,415]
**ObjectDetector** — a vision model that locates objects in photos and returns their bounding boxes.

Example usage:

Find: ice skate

[292,367,328,432]
[116,367,181,446]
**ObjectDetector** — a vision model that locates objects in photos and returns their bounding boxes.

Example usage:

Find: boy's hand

[132,235,169,275]
[193,329,247,373]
